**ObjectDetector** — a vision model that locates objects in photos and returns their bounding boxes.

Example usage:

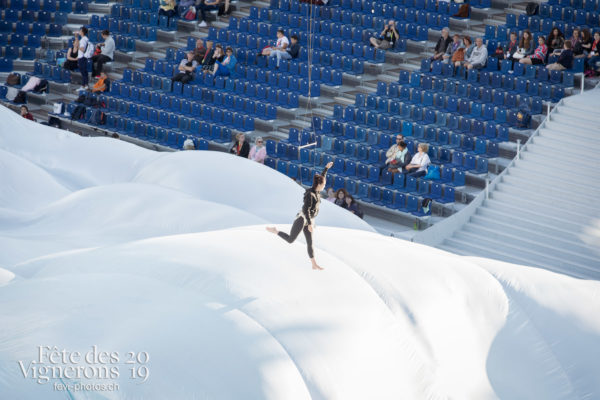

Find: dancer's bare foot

[311,260,324,270]
[266,226,278,234]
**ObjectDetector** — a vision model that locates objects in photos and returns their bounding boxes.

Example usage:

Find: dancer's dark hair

[312,174,325,190]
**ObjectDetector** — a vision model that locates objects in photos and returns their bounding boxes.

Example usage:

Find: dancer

[267,161,333,270]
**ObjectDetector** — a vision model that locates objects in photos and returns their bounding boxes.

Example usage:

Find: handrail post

[516,139,521,159]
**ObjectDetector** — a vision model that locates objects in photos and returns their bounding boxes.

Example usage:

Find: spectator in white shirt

[464,37,488,70]
[261,29,289,56]
[92,30,114,77]
[77,26,94,90]
[404,143,431,178]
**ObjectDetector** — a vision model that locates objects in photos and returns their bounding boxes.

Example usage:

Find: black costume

[277,166,329,258]
[229,140,249,158]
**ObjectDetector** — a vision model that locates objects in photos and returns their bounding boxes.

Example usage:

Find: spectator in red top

[229,133,250,158]
[520,36,547,65]
[20,105,34,121]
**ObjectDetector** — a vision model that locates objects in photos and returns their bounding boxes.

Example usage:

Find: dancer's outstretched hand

[325,161,333,169]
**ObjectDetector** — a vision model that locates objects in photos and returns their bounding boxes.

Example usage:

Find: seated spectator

[192,39,206,63]
[158,0,177,24]
[20,105,34,121]
[343,195,363,219]
[442,34,463,64]
[91,71,110,92]
[183,137,195,150]
[569,28,583,57]
[511,29,534,62]
[92,30,115,78]
[581,29,593,57]
[230,133,249,157]
[387,141,411,174]
[431,28,452,61]
[198,40,215,70]
[585,31,600,75]
[248,136,266,164]
[63,38,79,71]
[404,143,431,178]
[198,0,221,27]
[269,34,300,67]
[454,36,473,67]
[261,29,289,57]
[547,41,573,71]
[464,37,487,70]
[546,27,565,56]
[369,20,399,50]
[334,189,348,207]
[172,51,198,86]
[202,44,224,72]
[520,36,547,65]
[381,134,404,170]
[504,32,519,64]
[326,188,336,203]
[211,46,236,76]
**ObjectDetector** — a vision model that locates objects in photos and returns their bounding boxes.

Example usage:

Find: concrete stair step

[451,230,599,277]
[486,192,594,226]
[440,235,599,280]
[469,213,591,254]
[501,172,600,199]
[460,222,599,267]
[475,206,582,238]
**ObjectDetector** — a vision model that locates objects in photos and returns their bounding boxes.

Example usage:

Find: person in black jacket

[267,161,334,270]
[431,27,452,61]
[229,133,250,158]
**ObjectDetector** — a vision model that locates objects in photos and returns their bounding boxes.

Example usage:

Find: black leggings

[278,216,314,258]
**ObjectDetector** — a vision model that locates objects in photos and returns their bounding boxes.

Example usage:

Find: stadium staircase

[437,86,600,279]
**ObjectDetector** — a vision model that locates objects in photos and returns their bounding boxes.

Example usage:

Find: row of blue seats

[109,4,178,31]
[264,157,459,210]
[417,61,572,99]
[548,0,600,9]
[4,0,77,13]
[502,13,599,36]
[349,93,513,138]
[219,18,385,66]
[268,0,468,20]
[107,80,279,121]
[96,91,257,132]
[62,103,213,149]
[215,24,391,63]
[111,0,160,16]
[33,61,72,82]
[129,62,318,104]
[249,6,451,34]
[0,21,63,36]
[318,132,496,168]
[536,3,600,25]
[320,106,510,145]
[315,112,502,158]
[1,45,36,60]
[2,9,69,24]
[266,146,469,192]
[334,0,478,15]
[89,15,158,42]
[0,33,42,47]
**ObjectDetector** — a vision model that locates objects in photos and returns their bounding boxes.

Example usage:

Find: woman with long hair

[547,27,565,55]
[266,161,333,270]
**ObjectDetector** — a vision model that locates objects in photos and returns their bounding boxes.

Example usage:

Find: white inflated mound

[0,105,599,400]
